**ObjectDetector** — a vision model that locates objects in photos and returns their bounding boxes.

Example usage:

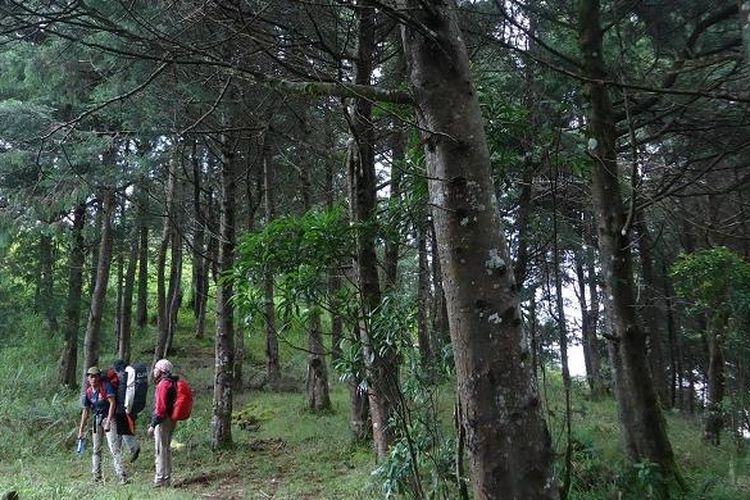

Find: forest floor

[2,315,750,498]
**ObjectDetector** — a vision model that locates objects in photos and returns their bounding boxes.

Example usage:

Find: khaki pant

[92,414,126,481]
[154,418,175,485]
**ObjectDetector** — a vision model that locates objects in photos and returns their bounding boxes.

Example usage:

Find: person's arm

[78,407,90,438]
[103,383,116,432]
[150,380,168,428]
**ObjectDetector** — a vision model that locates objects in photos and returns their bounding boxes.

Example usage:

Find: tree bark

[579,0,678,481]
[350,6,401,455]
[192,142,209,339]
[263,154,282,389]
[135,216,149,328]
[212,138,236,449]
[307,307,332,411]
[704,309,728,444]
[118,221,139,364]
[37,232,58,334]
[402,2,558,496]
[154,162,175,361]
[82,188,115,388]
[58,203,85,387]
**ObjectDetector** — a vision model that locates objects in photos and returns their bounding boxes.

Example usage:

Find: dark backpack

[130,362,149,415]
[106,367,128,415]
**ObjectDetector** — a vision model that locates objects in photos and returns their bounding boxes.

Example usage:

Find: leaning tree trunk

[59,203,86,387]
[82,188,116,388]
[402,2,558,496]
[579,0,678,482]
[212,138,236,449]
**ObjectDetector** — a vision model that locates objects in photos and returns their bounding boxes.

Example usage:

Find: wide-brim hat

[86,366,101,375]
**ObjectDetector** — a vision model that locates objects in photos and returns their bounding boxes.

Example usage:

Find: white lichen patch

[485,249,506,272]
[460,217,470,226]
[488,312,502,324]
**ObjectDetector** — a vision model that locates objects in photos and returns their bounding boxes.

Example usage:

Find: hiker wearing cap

[148,358,177,487]
[77,366,128,484]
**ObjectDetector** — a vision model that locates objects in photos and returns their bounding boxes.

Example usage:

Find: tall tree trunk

[192,142,208,339]
[164,228,182,355]
[574,254,605,398]
[416,218,432,366]
[88,204,103,297]
[59,203,85,387]
[154,162,175,361]
[113,239,124,353]
[579,0,678,482]
[263,154,281,389]
[82,188,116,388]
[307,307,332,411]
[351,5,401,457]
[635,213,670,407]
[118,225,138,364]
[383,123,404,290]
[212,138,236,449]
[135,222,149,328]
[704,310,728,445]
[325,156,343,363]
[402,3,558,496]
[430,220,449,351]
[38,232,58,334]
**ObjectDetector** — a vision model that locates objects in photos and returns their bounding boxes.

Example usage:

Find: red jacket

[151,375,177,427]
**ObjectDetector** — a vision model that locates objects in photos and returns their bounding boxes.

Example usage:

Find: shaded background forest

[1,0,750,498]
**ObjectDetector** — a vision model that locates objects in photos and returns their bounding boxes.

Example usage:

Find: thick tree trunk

[212,139,236,449]
[579,0,678,482]
[59,203,85,387]
[82,188,116,387]
[402,2,557,497]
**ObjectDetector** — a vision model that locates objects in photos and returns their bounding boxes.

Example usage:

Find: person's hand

[147,426,154,437]
[78,431,84,440]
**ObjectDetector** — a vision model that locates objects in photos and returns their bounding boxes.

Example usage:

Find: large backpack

[130,362,149,416]
[170,378,193,421]
[106,367,127,415]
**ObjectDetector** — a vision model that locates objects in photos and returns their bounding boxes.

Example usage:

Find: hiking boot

[130,445,141,463]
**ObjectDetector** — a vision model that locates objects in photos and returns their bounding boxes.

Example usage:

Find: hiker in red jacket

[148,358,177,487]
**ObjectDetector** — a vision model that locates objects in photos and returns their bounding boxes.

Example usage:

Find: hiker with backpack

[77,366,128,485]
[111,359,148,462]
[148,358,192,488]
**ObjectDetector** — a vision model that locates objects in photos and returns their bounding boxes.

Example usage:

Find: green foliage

[670,246,750,312]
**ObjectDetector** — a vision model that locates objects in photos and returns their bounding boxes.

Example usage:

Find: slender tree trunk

[325,158,343,363]
[59,203,85,387]
[307,307,332,411]
[38,233,58,334]
[135,222,149,328]
[416,218,432,366]
[574,255,604,398]
[383,123,404,290]
[212,138,236,449]
[113,240,124,353]
[154,162,175,361]
[579,0,678,482]
[82,188,116,388]
[402,3,558,496]
[88,204,103,297]
[430,221,449,350]
[705,310,728,445]
[635,213,670,407]
[164,229,182,355]
[118,223,139,364]
[192,143,208,339]
[263,154,281,389]
[350,7,401,455]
